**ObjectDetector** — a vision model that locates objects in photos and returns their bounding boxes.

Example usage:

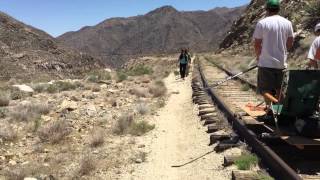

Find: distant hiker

[307,23,320,69]
[185,49,192,77]
[253,0,294,106]
[179,49,188,80]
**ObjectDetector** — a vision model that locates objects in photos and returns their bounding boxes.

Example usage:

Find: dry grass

[0,91,10,107]
[78,155,96,176]
[37,120,71,144]
[89,128,105,148]
[9,102,50,122]
[0,123,17,141]
[130,120,155,136]
[129,87,148,98]
[149,80,167,97]
[113,113,134,135]
[4,168,26,180]
[136,102,149,115]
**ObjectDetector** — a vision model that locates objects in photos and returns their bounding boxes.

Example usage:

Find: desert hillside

[0,12,103,82]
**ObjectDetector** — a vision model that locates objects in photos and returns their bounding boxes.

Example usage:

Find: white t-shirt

[253,15,294,69]
[308,36,320,60]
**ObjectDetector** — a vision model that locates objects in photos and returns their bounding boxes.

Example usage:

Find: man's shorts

[257,67,285,94]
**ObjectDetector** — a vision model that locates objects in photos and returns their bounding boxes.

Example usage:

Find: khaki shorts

[257,67,285,94]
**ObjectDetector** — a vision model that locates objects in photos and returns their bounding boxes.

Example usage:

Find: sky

[0,0,250,37]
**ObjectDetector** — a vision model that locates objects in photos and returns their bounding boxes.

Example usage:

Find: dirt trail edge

[122,71,234,180]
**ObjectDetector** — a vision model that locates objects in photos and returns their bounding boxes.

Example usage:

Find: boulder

[58,100,78,112]
[12,84,34,93]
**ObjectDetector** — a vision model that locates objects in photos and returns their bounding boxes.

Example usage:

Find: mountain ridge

[58,5,246,67]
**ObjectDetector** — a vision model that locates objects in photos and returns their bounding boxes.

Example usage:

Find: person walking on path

[253,0,294,106]
[307,23,320,69]
[178,49,189,80]
[185,49,192,77]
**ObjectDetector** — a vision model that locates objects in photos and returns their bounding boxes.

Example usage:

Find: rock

[104,68,112,73]
[58,100,78,112]
[138,144,145,148]
[41,115,52,122]
[9,160,17,165]
[12,84,34,93]
[24,178,38,180]
[135,159,142,164]
[108,89,118,94]
[86,104,97,117]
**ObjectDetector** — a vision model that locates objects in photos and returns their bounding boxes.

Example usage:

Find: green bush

[0,91,10,107]
[116,71,128,82]
[128,65,153,76]
[54,81,77,91]
[174,70,180,76]
[234,154,258,170]
[46,84,58,94]
[0,108,7,118]
[130,120,155,136]
[87,70,111,83]
[241,84,250,91]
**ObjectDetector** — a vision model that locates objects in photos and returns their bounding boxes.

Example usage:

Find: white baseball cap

[315,23,320,32]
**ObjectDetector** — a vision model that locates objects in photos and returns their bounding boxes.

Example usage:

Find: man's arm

[287,37,294,51]
[254,39,262,61]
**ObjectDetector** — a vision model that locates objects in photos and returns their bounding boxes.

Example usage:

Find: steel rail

[198,64,302,180]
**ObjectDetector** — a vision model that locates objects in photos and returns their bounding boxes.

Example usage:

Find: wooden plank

[232,171,259,180]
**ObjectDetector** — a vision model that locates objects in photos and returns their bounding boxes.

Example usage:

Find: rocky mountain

[0,12,103,82]
[218,0,319,62]
[58,6,245,67]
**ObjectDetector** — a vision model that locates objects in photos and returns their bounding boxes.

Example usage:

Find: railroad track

[192,56,320,180]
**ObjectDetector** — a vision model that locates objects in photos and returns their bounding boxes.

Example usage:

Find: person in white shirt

[253,0,294,105]
[307,23,320,69]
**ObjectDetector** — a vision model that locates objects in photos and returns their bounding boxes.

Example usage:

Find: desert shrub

[305,1,320,28]
[116,71,128,82]
[0,91,10,107]
[89,128,105,148]
[4,168,26,180]
[174,70,180,76]
[157,98,166,108]
[241,84,250,91]
[9,102,50,122]
[46,84,58,93]
[78,155,96,176]
[0,123,17,141]
[86,75,99,83]
[0,108,7,118]
[129,87,148,98]
[87,70,111,83]
[113,114,134,135]
[234,154,258,170]
[32,83,48,93]
[149,80,167,97]
[10,88,23,100]
[130,120,155,136]
[37,120,71,143]
[136,103,149,115]
[54,81,77,91]
[128,65,153,76]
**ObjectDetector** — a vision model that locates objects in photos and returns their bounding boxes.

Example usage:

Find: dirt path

[123,72,233,180]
